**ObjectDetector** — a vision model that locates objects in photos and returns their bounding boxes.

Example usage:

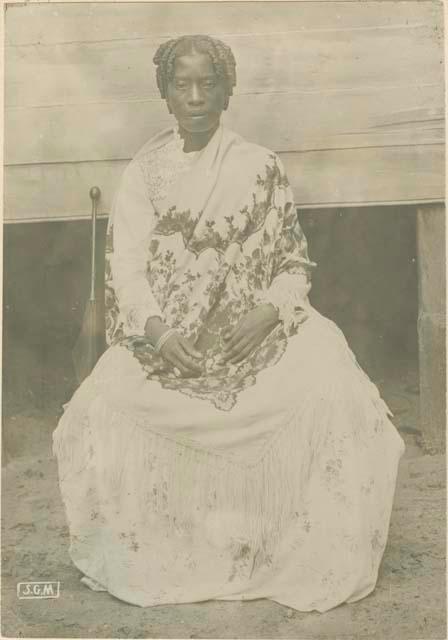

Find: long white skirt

[53,308,405,612]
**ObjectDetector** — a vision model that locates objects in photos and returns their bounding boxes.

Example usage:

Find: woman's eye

[203,82,216,89]
[174,82,187,90]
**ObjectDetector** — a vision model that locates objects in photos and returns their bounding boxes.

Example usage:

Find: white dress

[53,124,405,612]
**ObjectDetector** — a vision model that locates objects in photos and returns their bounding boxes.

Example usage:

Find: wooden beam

[417,203,446,454]
[4,145,445,223]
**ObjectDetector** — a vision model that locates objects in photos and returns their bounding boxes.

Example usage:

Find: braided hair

[153,35,237,107]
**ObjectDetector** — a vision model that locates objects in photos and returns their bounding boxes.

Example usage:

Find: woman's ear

[166,100,173,114]
[223,95,230,111]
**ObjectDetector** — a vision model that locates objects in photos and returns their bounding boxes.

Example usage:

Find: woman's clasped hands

[145,303,279,378]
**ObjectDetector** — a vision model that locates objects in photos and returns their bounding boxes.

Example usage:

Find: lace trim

[261,273,312,335]
[137,127,198,202]
[124,306,151,335]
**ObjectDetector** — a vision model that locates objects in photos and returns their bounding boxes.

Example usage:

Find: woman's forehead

[173,52,216,77]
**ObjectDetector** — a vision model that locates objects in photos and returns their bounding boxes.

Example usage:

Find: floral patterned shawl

[104,124,316,410]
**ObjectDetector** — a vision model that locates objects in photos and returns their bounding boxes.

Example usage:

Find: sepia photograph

[2,1,446,638]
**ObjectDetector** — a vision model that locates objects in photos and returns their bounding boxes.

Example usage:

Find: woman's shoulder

[226,128,284,170]
[223,130,288,188]
[118,127,176,186]
[131,127,174,165]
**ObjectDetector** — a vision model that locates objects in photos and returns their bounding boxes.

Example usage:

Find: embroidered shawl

[104,124,316,410]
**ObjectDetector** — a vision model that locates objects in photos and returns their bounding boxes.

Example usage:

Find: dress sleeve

[107,162,163,338]
[257,155,316,334]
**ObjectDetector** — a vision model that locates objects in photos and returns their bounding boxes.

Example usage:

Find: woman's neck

[178,122,220,152]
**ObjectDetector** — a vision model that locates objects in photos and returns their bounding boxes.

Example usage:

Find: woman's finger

[223,325,247,351]
[168,351,196,377]
[180,338,203,360]
[225,319,245,339]
[177,343,203,371]
[160,347,181,369]
[160,340,196,374]
[159,338,179,361]
[175,347,202,375]
[173,361,193,377]
[222,336,251,361]
[229,341,255,364]
[222,326,233,339]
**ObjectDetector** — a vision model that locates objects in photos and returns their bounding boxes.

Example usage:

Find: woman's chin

[178,119,220,137]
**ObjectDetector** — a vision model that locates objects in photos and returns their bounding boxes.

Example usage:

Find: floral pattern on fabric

[150,155,289,257]
[53,124,405,613]
[122,323,287,411]
[104,127,315,410]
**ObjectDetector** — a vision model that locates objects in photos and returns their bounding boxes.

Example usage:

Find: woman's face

[165,52,228,138]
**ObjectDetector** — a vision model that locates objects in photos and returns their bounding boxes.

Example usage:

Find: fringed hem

[52,355,392,560]
[53,398,315,556]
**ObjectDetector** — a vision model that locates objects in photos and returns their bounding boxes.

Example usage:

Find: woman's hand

[159,333,204,377]
[222,303,280,364]
[145,316,203,377]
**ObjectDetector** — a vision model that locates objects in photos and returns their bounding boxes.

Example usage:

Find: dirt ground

[2,360,446,640]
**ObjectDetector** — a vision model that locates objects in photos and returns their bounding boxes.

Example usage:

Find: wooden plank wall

[417,204,446,453]
[4,1,445,221]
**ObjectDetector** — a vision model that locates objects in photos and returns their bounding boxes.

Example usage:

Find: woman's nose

[187,84,205,106]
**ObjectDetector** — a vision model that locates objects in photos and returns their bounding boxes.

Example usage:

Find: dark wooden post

[417,203,446,454]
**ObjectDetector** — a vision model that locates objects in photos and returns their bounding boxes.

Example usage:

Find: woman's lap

[52,307,405,611]
[85,308,354,415]
[60,307,401,461]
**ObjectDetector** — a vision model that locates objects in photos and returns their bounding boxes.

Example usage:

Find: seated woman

[53,34,405,612]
